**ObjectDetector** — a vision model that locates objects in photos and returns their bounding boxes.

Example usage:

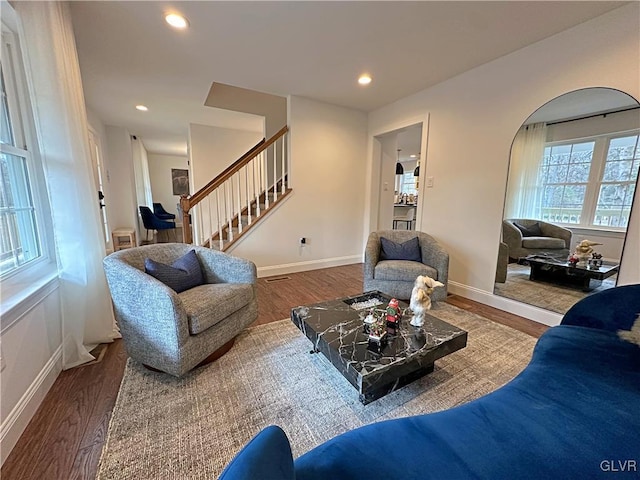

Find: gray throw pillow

[144,249,204,293]
[380,236,422,262]
[514,222,542,237]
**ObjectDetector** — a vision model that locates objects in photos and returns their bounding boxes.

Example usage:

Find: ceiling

[70,1,627,156]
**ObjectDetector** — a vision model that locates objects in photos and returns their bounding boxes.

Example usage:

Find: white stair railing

[180,126,290,248]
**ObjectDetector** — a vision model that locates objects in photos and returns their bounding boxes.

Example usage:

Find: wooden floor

[1,263,547,480]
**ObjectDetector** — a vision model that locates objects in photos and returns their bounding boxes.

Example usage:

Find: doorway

[88,128,110,251]
[373,122,424,231]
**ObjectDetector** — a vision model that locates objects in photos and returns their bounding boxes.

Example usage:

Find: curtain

[17,1,118,369]
[504,123,547,219]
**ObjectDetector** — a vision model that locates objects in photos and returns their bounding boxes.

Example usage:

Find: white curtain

[17,1,118,369]
[504,122,548,219]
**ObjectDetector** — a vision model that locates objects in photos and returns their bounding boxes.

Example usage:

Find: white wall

[148,153,189,219]
[367,4,640,324]
[104,126,140,243]
[189,124,263,192]
[230,95,368,276]
[0,281,62,465]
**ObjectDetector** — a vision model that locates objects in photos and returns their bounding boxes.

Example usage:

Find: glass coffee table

[290,291,467,405]
[517,253,619,291]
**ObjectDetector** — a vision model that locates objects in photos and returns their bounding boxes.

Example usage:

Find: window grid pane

[1,64,15,146]
[0,152,40,274]
[540,142,593,224]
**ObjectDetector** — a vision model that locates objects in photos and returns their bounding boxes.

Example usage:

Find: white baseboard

[0,345,62,466]
[448,281,563,327]
[257,255,362,278]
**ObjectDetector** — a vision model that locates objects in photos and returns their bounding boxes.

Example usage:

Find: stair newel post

[180,195,192,244]
[216,188,223,250]
[245,163,251,225]
[262,150,269,209]
[236,171,242,233]
[272,142,278,202]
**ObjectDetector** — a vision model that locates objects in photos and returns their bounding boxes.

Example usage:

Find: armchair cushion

[374,260,438,283]
[521,237,566,250]
[144,249,204,293]
[514,221,542,237]
[380,236,422,262]
[180,283,254,335]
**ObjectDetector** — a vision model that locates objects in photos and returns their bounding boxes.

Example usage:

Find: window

[0,24,43,277]
[539,132,639,229]
[400,172,417,196]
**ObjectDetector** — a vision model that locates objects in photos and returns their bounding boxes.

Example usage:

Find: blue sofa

[220,285,640,480]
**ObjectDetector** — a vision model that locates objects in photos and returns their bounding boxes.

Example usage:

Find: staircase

[180,126,290,251]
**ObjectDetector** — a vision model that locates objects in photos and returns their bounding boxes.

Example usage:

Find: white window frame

[0,5,56,316]
[539,129,639,231]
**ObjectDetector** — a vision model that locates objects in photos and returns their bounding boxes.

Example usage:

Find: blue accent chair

[139,206,176,242]
[220,284,640,480]
[153,202,176,221]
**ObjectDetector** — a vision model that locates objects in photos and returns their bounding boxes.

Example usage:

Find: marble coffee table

[290,291,467,405]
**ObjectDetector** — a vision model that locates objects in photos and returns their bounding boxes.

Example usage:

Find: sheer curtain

[504,123,547,219]
[17,1,118,369]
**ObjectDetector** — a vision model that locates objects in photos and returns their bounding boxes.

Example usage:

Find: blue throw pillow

[144,249,204,293]
[380,236,422,262]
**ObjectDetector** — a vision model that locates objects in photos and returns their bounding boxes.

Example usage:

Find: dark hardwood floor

[1,263,547,480]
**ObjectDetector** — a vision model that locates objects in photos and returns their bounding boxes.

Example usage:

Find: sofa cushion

[144,249,204,293]
[374,260,437,282]
[180,283,254,335]
[380,236,422,262]
[521,236,566,250]
[514,221,542,237]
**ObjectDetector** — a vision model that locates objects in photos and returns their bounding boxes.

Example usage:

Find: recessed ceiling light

[165,13,189,29]
[135,105,148,112]
[358,74,372,86]
[410,154,417,158]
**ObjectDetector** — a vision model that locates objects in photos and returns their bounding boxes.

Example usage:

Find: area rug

[494,263,617,314]
[96,303,538,479]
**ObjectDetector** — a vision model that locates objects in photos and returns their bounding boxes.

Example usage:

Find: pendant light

[396,149,404,175]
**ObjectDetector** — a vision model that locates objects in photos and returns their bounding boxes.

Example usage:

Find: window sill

[565,226,627,238]
[1,262,59,332]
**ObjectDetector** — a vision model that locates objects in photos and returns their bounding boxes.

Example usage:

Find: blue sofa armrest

[219,426,294,480]
[561,284,640,332]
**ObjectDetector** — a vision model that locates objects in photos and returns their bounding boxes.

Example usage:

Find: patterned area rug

[96,303,537,479]
[494,263,617,314]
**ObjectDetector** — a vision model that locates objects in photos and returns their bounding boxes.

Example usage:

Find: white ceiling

[70,1,628,156]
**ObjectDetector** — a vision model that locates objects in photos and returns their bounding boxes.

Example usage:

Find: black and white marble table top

[290,291,468,404]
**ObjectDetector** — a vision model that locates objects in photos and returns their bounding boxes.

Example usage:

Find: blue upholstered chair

[139,205,176,242]
[153,202,176,221]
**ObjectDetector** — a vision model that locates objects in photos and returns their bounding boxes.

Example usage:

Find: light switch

[383,182,389,191]
[426,176,434,188]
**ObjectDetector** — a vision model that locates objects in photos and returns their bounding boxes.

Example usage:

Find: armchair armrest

[502,220,523,252]
[420,239,449,287]
[540,223,572,248]
[195,247,257,285]
[363,233,380,281]
[103,257,191,346]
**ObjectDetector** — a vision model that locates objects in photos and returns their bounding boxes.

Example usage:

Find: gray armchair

[364,230,449,301]
[103,243,257,377]
[502,219,572,260]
